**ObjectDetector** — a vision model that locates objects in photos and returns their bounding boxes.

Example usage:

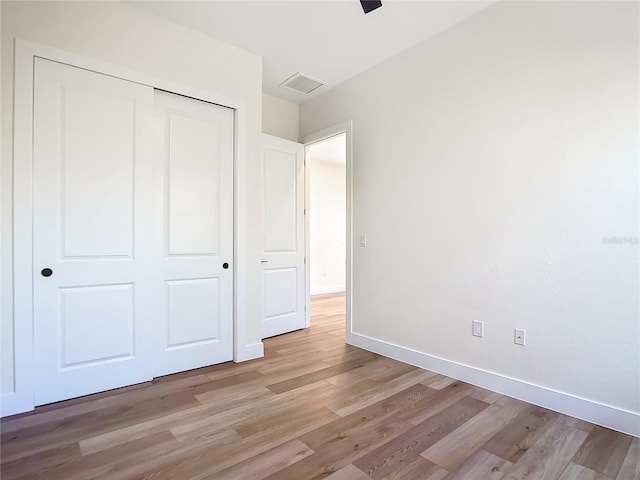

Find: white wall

[1,1,264,400]
[300,1,639,429]
[262,94,299,142]
[309,158,346,295]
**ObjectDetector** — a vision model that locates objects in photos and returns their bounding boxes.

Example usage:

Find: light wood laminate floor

[1,294,638,479]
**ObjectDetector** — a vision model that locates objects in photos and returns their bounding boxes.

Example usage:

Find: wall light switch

[472,320,484,338]
[360,234,367,247]
[514,328,526,346]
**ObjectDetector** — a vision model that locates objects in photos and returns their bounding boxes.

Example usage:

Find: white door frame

[303,121,353,335]
[5,38,251,417]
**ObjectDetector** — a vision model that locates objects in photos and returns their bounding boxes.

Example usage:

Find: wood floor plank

[0,442,81,480]
[324,366,375,387]
[572,426,633,478]
[396,382,478,426]
[266,356,377,394]
[300,383,436,451]
[421,374,458,390]
[160,381,333,449]
[562,415,595,433]
[329,369,436,417]
[170,424,241,446]
[616,437,640,480]
[323,464,372,480]
[77,431,182,480]
[558,462,613,480]
[440,450,512,480]
[364,359,420,383]
[90,389,202,424]
[468,388,503,404]
[79,385,276,455]
[206,439,315,480]
[421,398,526,471]
[0,418,18,434]
[380,457,448,480]
[273,337,344,354]
[353,396,489,479]
[256,351,357,377]
[135,399,341,480]
[264,397,485,480]
[231,405,339,439]
[1,293,634,480]
[197,369,266,390]
[325,357,415,387]
[203,361,333,394]
[1,385,207,463]
[193,382,273,405]
[141,431,290,479]
[3,373,212,432]
[21,431,179,480]
[482,404,559,462]
[1,412,101,464]
[501,419,589,480]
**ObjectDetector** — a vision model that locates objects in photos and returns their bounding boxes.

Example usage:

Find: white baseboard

[347,331,640,438]
[310,285,346,296]
[235,341,264,363]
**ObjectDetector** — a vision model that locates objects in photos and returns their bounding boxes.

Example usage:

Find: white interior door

[32,59,235,406]
[33,58,156,405]
[261,134,306,338]
[154,91,234,376]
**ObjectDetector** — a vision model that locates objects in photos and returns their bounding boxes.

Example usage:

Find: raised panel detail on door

[155,90,233,377]
[264,148,297,253]
[166,278,220,348]
[264,268,297,319]
[60,284,134,367]
[168,114,221,256]
[62,88,134,258]
[261,134,306,338]
[33,58,155,406]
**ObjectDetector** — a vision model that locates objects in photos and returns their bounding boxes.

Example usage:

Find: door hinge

[304,258,306,264]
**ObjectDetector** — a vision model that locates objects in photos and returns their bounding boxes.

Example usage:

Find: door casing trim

[303,121,353,338]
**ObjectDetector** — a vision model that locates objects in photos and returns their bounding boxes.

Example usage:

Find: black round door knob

[41,268,53,277]
[222,262,229,270]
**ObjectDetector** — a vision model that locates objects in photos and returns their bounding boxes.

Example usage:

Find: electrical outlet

[514,328,526,346]
[360,234,367,247]
[472,320,484,338]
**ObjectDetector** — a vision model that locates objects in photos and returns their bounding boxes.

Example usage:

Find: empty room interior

[0,1,638,479]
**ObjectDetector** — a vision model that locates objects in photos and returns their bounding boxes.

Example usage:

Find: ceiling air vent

[280,72,325,95]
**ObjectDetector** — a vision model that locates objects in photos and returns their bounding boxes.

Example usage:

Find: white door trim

[5,38,256,417]
[302,121,353,336]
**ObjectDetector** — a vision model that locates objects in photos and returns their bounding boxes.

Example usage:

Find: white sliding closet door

[33,58,156,405]
[154,91,234,377]
[32,59,235,406]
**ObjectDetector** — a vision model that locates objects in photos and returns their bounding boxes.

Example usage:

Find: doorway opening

[306,133,347,331]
